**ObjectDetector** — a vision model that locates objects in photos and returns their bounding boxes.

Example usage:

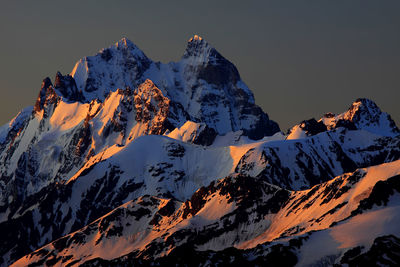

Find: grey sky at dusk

[0,0,399,131]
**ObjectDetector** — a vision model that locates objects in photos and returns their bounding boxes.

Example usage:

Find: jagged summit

[33,36,280,138]
[188,34,203,42]
[181,34,232,70]
[324,98,399,137]
[54,71,84,102]
[68,36,244,101]
[344,98,389,123]
[115,37,136,49]
[287,98,399,139]
[34,76,58,113]
[110,37,149,60]
[183,34,213,59]
[70,37,151,99]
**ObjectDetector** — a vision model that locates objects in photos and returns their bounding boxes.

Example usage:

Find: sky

[0,0,399,131]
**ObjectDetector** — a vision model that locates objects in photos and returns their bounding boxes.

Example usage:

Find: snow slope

[237,129,400,190]
[13,160,400,266]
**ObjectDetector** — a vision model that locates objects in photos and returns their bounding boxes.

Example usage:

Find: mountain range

[0,35,399,266]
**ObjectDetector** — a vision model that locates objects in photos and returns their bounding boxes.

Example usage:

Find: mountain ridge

[0,36,399,266]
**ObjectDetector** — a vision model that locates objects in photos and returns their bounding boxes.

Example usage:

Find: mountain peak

[318,98,399,137]
[109,37,148,60]
[136,79,158,94]
[188,34,204,43]
[288,98,399,139]
[344,98,385,123]
[345,98,379,118]
[70,37,151,99]
[183,34,214,59]
[342,98,399,136]
[115,37,136,50]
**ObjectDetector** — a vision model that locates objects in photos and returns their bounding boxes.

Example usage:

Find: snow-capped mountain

[0,36,399,266]
[70,35,279,138]
[0,37,279,207]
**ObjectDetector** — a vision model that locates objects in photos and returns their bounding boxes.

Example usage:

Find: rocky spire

[34,77,57,113]
[54,71,84,102]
